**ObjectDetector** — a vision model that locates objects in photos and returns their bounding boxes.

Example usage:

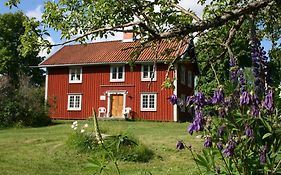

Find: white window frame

[140,93,157,111]
[188,70,193,88]
[67,94,82,111]
[110,65,125,82]
[141,64,156,81]
[69,67,82,83]
[180,65,186,85]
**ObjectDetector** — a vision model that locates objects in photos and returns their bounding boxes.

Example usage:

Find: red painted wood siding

[47,64,176,121]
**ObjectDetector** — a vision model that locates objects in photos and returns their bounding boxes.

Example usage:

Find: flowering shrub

[170,34,281,174]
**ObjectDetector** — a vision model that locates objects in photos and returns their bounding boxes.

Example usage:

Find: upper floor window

[141,64,156,81]
[188,71,193,88]
[140,93,157,111]
[110,65,125,82]
[67,94,82,111]
[69,67,82,83]
[180,65,186,85]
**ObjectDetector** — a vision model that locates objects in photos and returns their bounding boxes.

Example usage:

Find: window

[141,93,157,111]
[110,65,125,82]
[141,64,156,81]
[67,94,82,111]
[180,65,186,85]
[188,71,193,88]
[69,67,82,83]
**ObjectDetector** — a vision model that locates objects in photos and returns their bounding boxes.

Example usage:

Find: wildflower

[211,88,224,104]
[187,110,204,135]
[263,89,273,111]
[244,125,254,138]
[203,137,212,148]
[217,126,225,137]
[259,145,267,165]
[186,96,194,107]
[73,121,78,125]
[176,141,185,150]
[73,127,77,130]
[251,105,260,117]
[168,94,177,105]
[240,91,251,106]
[217,142,223,150]
[194,92,206,107]
[238,69,246,92]
[81,129,85,133]
[84,123,88,128]
[223,139,236,157]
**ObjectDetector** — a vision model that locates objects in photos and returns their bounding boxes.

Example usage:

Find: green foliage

[0,76,50,128]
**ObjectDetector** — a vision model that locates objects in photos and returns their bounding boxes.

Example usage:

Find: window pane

[75,96,80,108]
[149,95,155,108]
[112,67,117,79]
[142,95,148,108]
[69,96,74,108]
[118,66,123,79]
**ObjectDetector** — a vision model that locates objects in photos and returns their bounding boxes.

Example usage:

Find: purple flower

[251,105,260,117]
[259,145,267,165]
[217,142,223,150]
[263,89,273,111]
[240,91,251,106]
[238,69,246,92]
[176,141,185,150]
[244,125,254,138]
[187,110,204,135]
[194,92,206,107]
[204,137,212,148]
[186,96,194,107]
[168,94,177,105]
[217,126,225,137]
[211,88,224,104]
[223,139,236,157]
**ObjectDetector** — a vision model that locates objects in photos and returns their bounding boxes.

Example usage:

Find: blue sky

[0,0,273,58]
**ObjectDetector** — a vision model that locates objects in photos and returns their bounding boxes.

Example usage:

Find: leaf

[262,133,272,139]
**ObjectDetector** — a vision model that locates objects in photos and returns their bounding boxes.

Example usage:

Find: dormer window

[69,67,82,83]
[110,65,125,82]
[141,64,156,81]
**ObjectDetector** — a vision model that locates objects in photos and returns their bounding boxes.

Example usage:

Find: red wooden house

[39,34,198,121]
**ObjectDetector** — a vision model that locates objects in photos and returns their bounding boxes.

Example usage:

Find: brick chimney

[123,32,135,42]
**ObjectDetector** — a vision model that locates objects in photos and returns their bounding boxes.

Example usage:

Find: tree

[0,12,44,86]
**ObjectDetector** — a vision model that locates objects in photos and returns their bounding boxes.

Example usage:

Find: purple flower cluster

[263,89,273,112]
[211,88,224,104]
[244,125,254,138]
[223,139,236,157]
[251,31,269,96]
[259,145,267,165]
[168,94,177,105]
[176,140,185,150]
[240,91,251,106]
[238,69,246,92]
[217,125,225,137]
[229,55,238,83]
[217,142,223,150]
[204,137,212,148]
[188,110,204,135]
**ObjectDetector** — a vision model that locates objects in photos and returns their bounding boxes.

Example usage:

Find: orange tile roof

[39,39,190,67]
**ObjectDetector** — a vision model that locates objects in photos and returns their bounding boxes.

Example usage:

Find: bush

[0,76,51,128]
[67,121,154,163]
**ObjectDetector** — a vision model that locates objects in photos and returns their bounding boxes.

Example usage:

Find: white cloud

[26,5,43,21]
[39,36,58,58]
[179,0,211,18]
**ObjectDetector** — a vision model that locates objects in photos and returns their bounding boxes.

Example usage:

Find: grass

[0,120,203,175]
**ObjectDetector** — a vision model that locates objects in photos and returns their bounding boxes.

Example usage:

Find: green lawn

[0,120,203,175]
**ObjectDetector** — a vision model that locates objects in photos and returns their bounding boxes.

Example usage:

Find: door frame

[106,90,127,118]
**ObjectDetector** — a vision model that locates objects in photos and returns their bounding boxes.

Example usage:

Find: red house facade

[39,37,198,122]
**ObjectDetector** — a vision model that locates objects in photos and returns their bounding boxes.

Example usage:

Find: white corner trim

[45,69,48,102]
[173,65,178,122]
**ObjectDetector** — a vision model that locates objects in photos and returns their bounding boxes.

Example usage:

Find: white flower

[71,124,75,129]
[278,83,281,89]
[84,123,88,128]
[73,121,78,125]
[73,127,77,130]
[81,129,85,133]
[279,91,281,99]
